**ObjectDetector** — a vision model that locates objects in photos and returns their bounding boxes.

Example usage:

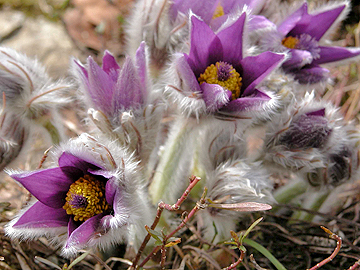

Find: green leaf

[241,217,263,242]
[145,225,162,242]
[67,251,90,269]
[165,237,181,247]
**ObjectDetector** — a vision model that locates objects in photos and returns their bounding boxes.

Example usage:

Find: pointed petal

[222,89,271,112]
[66,214,103,249]
[13,201,69,228]
[113,57,143,111]
[240,52,285,96]
[170,0,218,24]
[282,49,313,69]
[188,16,220,75]
[135,42,148,96]
[102,51,120,74]
[87,57,115,116]
[293,65,329,84]
[68,217,78,236]
[248,15,276,32]
[200,83,231,112]
[313,46,360,65]
[177,54,202,93]
[289,4,346,41]
[105,178,117,206]
[10,167,75,208]
[74,60,88,78]
[58,152,102,174]
[217,12,246,64]
[277,2,307,36]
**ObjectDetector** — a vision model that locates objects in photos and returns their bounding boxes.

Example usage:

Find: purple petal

[68,217,78,236]
[306,108,325,117]
[277,2,307,36]
[289,4,346,41]
[66,214,103,249]
[10,167,76,208]
[222,0,266,14]
[240,52,284,96]
[282,49,313,69]
[105,178,117,206]
[87,57,115,116]
[58,152,102,175]
[292,65,329,84]
[13,201,69,228]
[176,54,202,93]
[313,46,360,65]
[217,12,246,64]
[200,83,231,112]
[222,89,271,112]
[74,60,88,79]
[188,16,221,75]
[248,15,276,32]
[170,0,218,24]
[135,42,148,96]
[102,51,120,75]
[113,57,143,111]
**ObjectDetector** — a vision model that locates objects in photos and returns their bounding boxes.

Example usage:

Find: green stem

[42,119,61,145]
[243,238,287,270]
[148,117,198,205]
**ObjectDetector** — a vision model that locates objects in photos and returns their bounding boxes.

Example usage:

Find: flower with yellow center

[198,61,242,100]
[282,36,299,49]
[63,174,110,222]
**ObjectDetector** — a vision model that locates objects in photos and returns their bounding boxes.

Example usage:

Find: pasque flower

[5,134,152,257]
[261,1,360,84]
[73,42,148,120]
[166,13,285,118]
[73,43,162,162]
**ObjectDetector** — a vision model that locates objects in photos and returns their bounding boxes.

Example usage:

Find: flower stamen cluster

[282,36,299,49]
[63,174,109,222]
[213,4,225,19]
[198,61,242,100]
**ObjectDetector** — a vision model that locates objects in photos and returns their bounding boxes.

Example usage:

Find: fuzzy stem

[42,119,62,145]
[291,189,330,222]
[149,117,198,204]
[242,238,287,270]
[273,176,307,205]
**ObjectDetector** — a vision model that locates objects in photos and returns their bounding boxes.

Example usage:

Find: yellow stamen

[212,4,225,19]
[282,36,299,49]
[63,175,109,222]
[198,62,242,100]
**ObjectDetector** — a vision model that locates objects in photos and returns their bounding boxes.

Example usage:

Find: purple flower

[73,42,148,119]
[170,0,267,29]
[274,2,360,84]
[5,134,152,257]
[169,13,285,118]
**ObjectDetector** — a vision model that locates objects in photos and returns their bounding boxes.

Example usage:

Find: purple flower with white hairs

[261,1,360,84]
[167,13,285,118]
[5,134,152,257]
[73,42,148,119]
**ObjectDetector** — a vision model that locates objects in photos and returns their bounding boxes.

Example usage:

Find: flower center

[63,174,110,222]
[212,4,225,19]
[198,61,242,100]
[282,36,299,49]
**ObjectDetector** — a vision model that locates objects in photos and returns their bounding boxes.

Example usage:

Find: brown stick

[307,226,342,270]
